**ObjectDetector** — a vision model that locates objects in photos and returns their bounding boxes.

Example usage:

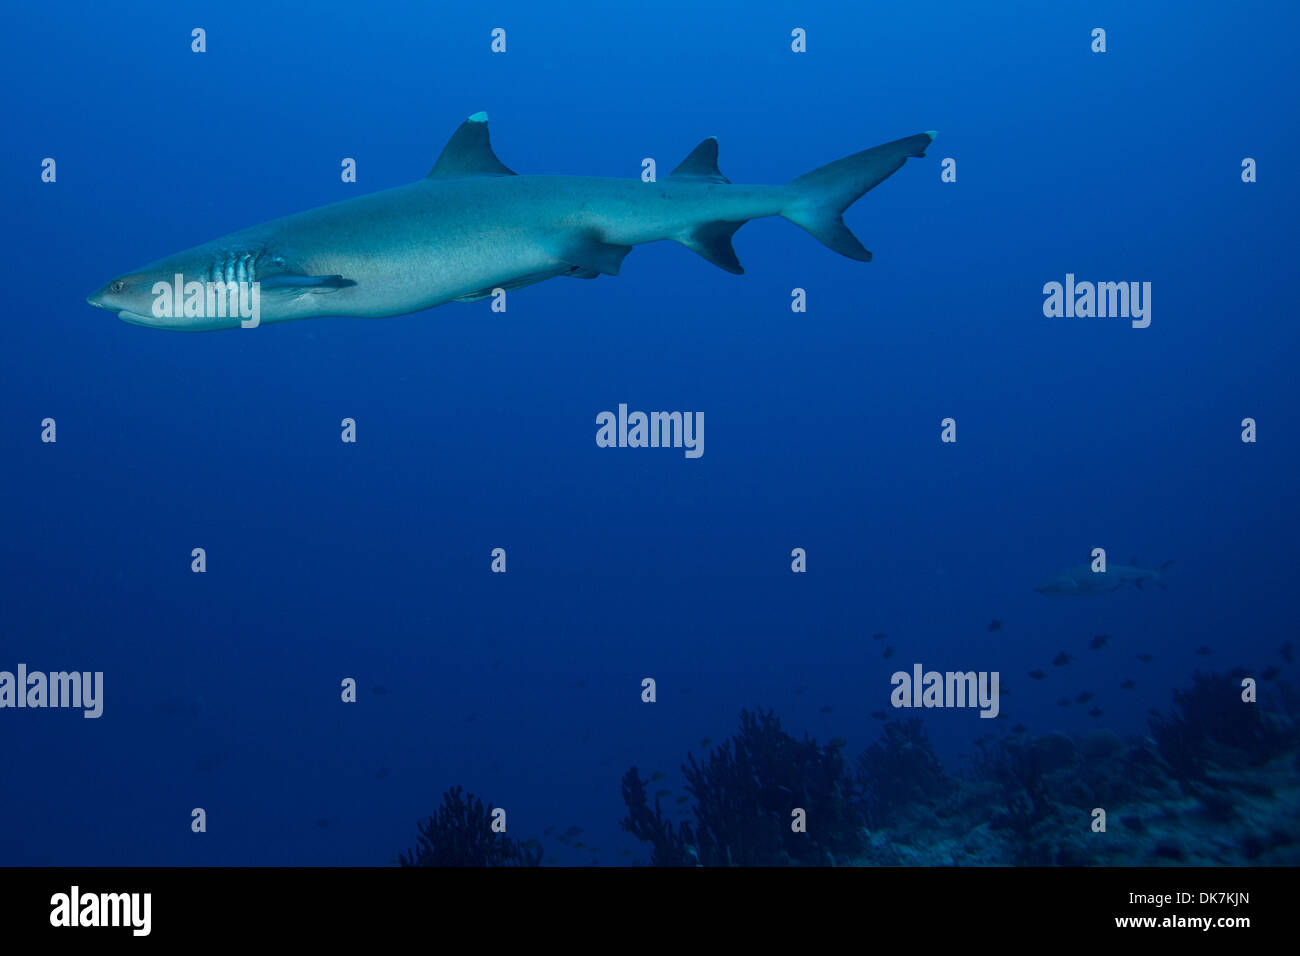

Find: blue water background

[1,0,1296,863]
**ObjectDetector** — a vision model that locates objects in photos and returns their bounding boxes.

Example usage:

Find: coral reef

[413,674,1300,866]
[619,675,1300,866]
[850,673,1300,865]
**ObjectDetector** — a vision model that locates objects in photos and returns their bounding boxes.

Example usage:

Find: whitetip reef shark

[1034,560,1175,596]
[87,112,935,331]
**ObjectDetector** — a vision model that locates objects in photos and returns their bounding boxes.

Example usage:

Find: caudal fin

[781,132,935,260]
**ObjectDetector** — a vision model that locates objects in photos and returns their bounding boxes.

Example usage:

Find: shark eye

[110,280,126,293]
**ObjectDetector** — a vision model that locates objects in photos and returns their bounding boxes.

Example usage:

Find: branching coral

[855,719,953,827]
[683,708,863,865]
[400,785,542,867]
[1150,671,1296,781]
[620,768,696,866]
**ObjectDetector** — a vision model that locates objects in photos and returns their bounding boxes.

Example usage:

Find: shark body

[1034,561,1174,596]
[87,112,934,331]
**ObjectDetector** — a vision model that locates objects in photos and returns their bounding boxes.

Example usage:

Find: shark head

[86,271,163,327]
[89,244,355,331]
[1034,573,1079,596]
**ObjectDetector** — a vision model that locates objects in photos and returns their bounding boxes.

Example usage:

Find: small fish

[546,856,559,865]
[1088,707,1103,718]
[563,826,583,838]
[1136,653,1154,663]
[651,771,666,782]
[1028,669,1046,680]
[871,632,886,641]
[156,696,202,719]
[193,752,228,772]
[988,620,1003,632]
[870,710,888,721]
[883,645,895,659]
[1075,691,1094,704]
[1000,686,1012,697]
[1011,724,1026,734]
[575,679,586,688]
[1088,635,1109,650]
[700,737,712,748]
[372,685,389,696]
[1281,642,1295,663]
[819,704,833,715]
[375,767,390,779]
[655,789,671,799]
[316,818,331,829]
[464,712,478,723]
[1052,652,1073,667]
[1120,679,1136,690]
[829,737,847,749]
[574,841,586,850]
[1261,665,1280,681]
[1057,697,1071,707]
[544,826,555,836]
[795,686,807,696]
[620,849,632,856]
[675,795,690,804]
[1195,646,1212,656]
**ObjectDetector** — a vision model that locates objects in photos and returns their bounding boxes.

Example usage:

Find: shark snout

[86,282,120,312]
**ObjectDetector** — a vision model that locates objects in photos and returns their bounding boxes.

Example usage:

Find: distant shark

[86,112,935,331]
[1034,560,1174,596]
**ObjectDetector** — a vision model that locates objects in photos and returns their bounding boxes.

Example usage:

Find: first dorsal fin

[427,112,516,178]
[669,138,730,183]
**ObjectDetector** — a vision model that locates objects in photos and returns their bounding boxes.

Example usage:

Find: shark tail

[781,132,936,261]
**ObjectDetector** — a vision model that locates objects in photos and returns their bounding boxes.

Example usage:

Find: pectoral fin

[676,220,746,274]
[555,236,633,276]
[453,269,568,302]
[259,274,357,294]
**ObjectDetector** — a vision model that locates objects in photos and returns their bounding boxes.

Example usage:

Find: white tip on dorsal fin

[669,138,730,183]
[427,112,516,178]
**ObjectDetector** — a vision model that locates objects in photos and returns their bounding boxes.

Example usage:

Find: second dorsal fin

[427,112,516,178]
[669,138,730,183]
